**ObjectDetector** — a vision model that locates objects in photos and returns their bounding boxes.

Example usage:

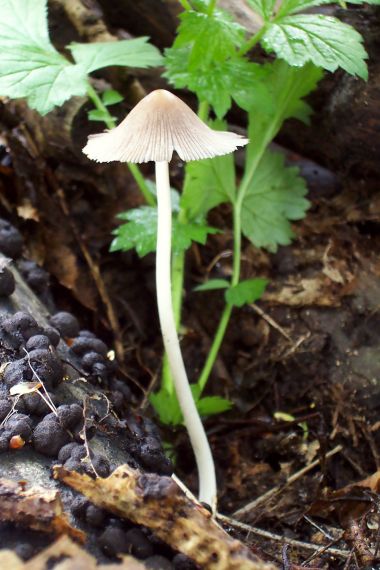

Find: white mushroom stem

[155,160,217,509]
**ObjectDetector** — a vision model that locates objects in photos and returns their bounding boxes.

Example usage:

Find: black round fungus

[0,219,23,258]
[81,351,104,371]
[70,337,108,358]
[50,312,80,338]
[4,413,33,440]
[19,391,55,416]
[3,359,33,388]
[124,528,154,559]
[79,330,96,338]
[43,326,60,347]
[1,312,41,349]
[85,505,107,528]
[14,543,34,561]
[172,553,198,570]
[18,260,49,293]
[0,267,15,297]
[99,526,130,557]
[57,404,83,429]
[91,454,110,478]
[25,335,51,351]
[28,349,64,388]
[70,496,89,519]
[58,442,81,463]
[145,556,174,570]
[0,432,10,452]
[32,417,71,456]
[0,399,11,422]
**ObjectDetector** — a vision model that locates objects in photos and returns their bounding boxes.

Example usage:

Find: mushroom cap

[83,89,248,163]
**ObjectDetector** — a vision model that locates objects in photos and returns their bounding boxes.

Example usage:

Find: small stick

[217,513,350,559]
[232,445,343,519]
[250,302,294,344]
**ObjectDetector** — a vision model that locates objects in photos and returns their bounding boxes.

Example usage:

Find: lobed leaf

[111,206,219,257]
[263,14,368,79]
[241,150,309,251]
[225,278,268,307]
[69,37,163,73]
[0,0,88,114]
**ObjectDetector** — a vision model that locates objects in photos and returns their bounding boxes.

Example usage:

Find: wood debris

[0,536,146,569]
[0,478,85,542]
[55,465,277,570]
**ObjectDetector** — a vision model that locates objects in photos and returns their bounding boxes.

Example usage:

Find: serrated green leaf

[69,37,163,73]
[174,6,245,69]
[102,89,124,106]
[194,279,230,292]
[225,278,268,307]
[164,4,249,117]
[149,390,183,425]
[181,123,236,219]
[196,396,233,416]
[0,0,88,115]
[241,150,309,251]
[111,207,218,257]
[245,61,322,168]
[144,180,180,212]
[88,109,115,122]
[276,0,335,17]
[263,15,368,79]
[246,0,277,19]
[165,48,263,117]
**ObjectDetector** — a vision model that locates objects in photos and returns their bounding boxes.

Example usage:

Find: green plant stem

[178,0,193,9]
[196,143,268,393]
[86,84,155,207]
[238,25,267,57]
[207,0,218,15]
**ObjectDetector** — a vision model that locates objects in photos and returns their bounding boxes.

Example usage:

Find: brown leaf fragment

[54,465,276,570]
[17,200,40,222]
[0,536,146,569]
[0,478,85,543]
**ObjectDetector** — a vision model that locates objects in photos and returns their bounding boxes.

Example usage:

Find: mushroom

[83,89,248,509]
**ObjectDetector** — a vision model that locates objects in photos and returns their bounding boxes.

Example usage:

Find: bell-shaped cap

[83,89,248,163]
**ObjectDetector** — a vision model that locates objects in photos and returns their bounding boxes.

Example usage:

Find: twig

[23,348,58,417]
[217,513,350,559]
[80,397,99,478]
[232,445,343,519]
[249,302,294,344]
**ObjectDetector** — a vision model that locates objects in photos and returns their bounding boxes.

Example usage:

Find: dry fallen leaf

[17,200,40,222]
[0,478,85,542]
[55,465,276,570]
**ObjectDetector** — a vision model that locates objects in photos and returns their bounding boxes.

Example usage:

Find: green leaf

[275,0,336,16]
[241,150,309,251]
[181,123,236,219]
[0,0,88,115]
[102,89,124,106]
[149,390,183,425]
[69,37,163,73]
[245,61,323,168]
[144,180,180,213]
[165,49,263,118]
[164,3,249,117]
[111,206,219,257]
[225,278,268,307]
[196,396,233,416]
[88,109,115,122]
[194,279,230,292]
[246,0,277,20]
[263,15,368,79]
[174,5,245,69]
